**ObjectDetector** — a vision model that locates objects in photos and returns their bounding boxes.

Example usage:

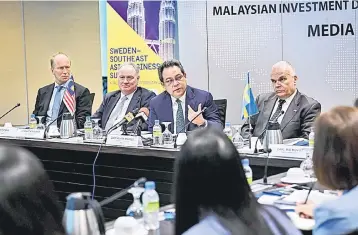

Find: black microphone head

[16,103,20,107]
[202,107,208,112]
[267,148,272,153]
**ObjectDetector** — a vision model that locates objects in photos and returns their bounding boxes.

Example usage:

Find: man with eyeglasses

[241,61,321,140]
[92,62,156,131]
[148,59,222,133]
[33,52,92,129]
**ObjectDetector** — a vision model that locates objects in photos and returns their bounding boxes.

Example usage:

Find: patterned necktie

[51,86,64,122]
[105,96,128,131]
[176,99,185,134]
[270,99,286,122]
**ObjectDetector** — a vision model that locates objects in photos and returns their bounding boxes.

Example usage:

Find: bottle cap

[241,158,249,166]
[31,114,35,118]
[145,181,155,190]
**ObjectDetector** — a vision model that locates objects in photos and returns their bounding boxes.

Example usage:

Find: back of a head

[0,145,64,235]
[174,128,265,235]
[313,106,358,190]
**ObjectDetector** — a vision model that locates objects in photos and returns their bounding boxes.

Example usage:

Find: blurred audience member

[0,145,64,235]
[173,128,302,235]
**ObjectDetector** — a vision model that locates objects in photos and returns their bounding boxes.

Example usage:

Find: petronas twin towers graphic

[127,0,176,61]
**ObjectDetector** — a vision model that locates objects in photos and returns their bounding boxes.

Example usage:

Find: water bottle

[223,122,233,141]
[84,116,93,140]
[142,181,160,230]
[309,127,315,147]
[29,114,37,129]
[153,120,163,145]
[242,159,253,185]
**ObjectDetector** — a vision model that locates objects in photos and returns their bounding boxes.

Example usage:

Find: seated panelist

[241,61,321,140]
[148,60,222,133]
[33,53,92,129]
[92,62,156,132]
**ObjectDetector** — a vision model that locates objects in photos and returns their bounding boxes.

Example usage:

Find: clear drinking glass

[232,125,244,149]
[92,119,103,139]
[300,148,315,177]
[37,116,45,130]
[162,122,173,146]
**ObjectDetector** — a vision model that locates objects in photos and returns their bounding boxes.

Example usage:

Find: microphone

[0,103,20,120]
[98,177,147,206]
[106,108,139,136]
[254,110,284,153]
[262,148,272,184]
[177,106,208,135]
[132,112,148,136]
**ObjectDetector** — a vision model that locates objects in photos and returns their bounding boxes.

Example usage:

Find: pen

[304,182,315,204]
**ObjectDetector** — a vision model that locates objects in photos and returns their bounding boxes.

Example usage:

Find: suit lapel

[260,95,277,132]
[126,89,141,113]
[185,86,196,131]
[42,84,55,116]
[103,92,122,127]
[280,91,301,131]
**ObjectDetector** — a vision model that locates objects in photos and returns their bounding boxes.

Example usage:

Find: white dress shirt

[171,92,186,134]
[46,80,70,124]
[270,89,297,124]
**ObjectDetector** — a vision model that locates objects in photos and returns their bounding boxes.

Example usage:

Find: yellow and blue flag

[241,72,258,120]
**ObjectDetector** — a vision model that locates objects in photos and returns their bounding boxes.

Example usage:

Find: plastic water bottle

[29,114,37,129]
[223,122,233,141]
[242,159,253,185]
[84,116,93,140]
[142,181,160,230]
[153,120,163,145]
[309,127,315,147]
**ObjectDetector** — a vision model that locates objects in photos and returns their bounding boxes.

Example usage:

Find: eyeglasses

[164,74,184,86]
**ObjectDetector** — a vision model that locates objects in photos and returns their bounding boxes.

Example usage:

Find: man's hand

[188,103,205,126]
[139,107,149,117]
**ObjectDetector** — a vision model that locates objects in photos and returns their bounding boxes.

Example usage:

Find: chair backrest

[213,99,227,128]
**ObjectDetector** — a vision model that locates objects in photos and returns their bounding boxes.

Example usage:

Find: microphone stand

[99,177,147,207]
[0,103,20,120]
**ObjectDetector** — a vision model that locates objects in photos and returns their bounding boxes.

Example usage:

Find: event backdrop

[100,0,180,94]
[100,0,358,124]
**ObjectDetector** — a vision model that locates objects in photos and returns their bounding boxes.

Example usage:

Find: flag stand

[248,115,253,149]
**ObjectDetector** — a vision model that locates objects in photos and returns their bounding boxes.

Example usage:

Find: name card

[106,134,143,147]
[269,144,313,159]
[0,127,18,138]
[16,129,45,140]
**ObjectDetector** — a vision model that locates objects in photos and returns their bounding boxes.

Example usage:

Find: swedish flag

[241,72,258,120]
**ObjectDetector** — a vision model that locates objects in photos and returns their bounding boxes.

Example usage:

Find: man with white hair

[92,62,156,131]
[241,61,321,140]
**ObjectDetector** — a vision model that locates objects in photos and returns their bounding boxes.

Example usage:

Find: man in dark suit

[92,62,156,131]
[241,61,321,139]
[148,60,222,133]
[33,53,92,129]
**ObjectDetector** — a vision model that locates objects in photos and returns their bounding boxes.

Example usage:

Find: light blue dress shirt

[314,186,358,235]
[46,80,70,124]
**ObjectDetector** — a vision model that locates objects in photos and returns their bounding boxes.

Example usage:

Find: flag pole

[247,72,253,148]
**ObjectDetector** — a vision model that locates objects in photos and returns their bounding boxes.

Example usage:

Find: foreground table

[0,137,303,221]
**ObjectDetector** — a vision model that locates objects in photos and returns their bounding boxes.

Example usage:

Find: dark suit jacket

[92,87,156,131]
[33,83,92,129]
[148,86,222,133]
[241,90,321,139]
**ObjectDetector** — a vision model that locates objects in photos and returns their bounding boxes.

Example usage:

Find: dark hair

[173,128,274,235]
[354,99,358,107]
[0,145,65,235]
[157,59,186,83]
[313,106,358,190]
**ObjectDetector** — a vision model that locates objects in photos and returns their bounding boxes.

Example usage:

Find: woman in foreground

[173,128,302,235]
[0,145,65,235]
[296,106,358,235]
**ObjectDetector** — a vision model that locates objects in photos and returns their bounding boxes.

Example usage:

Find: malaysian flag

[63,75,76,115]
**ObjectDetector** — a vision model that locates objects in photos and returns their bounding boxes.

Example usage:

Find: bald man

[241,61,321,140]
[33,53,92,129]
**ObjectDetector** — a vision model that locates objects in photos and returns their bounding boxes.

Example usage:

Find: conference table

[0,137,304,221]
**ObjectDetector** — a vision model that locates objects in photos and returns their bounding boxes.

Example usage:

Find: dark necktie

[176,99,185,134]
[270,99,286,122]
